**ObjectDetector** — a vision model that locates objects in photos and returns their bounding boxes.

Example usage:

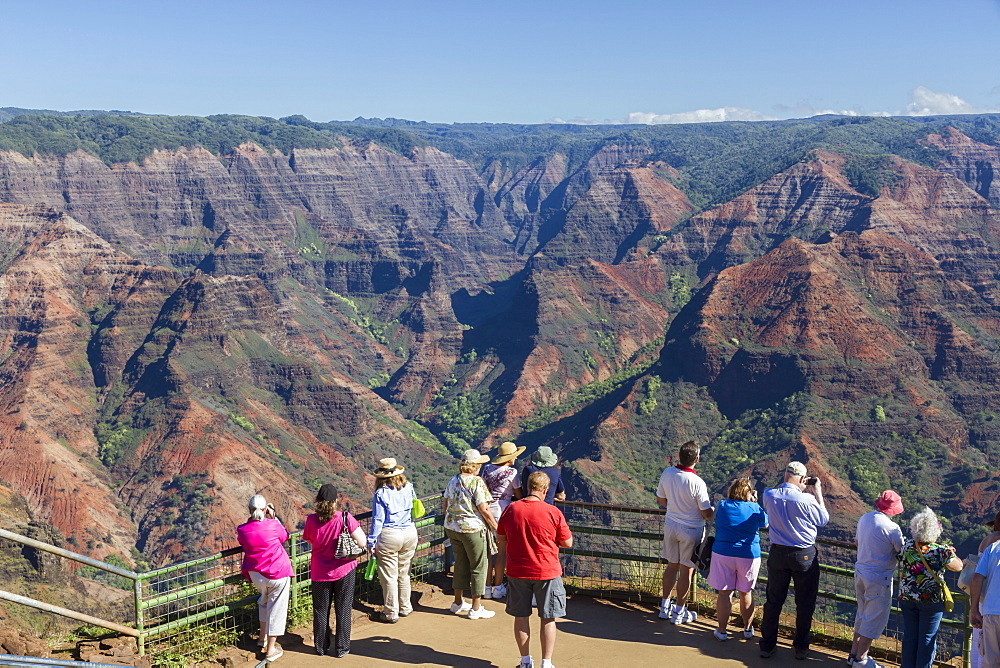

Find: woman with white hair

[898,506,963,668]
[237,494,293,663]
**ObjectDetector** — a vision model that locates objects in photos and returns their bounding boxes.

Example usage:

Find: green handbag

[411,497,426,519]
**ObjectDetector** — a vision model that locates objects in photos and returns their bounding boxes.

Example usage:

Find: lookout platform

[229,592,868,667]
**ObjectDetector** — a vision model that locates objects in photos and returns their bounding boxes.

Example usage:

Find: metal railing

[0,498,974,666]
[555,500,971,668]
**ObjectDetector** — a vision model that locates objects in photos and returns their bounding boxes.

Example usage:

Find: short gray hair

[248,494,268,522]
[910,506,942,544]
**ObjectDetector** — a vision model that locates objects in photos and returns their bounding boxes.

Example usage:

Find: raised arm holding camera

[758,461,830,661]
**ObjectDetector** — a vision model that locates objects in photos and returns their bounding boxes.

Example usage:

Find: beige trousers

[375,525,418,618]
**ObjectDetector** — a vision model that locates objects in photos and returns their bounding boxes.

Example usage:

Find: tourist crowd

[235,439,998,668]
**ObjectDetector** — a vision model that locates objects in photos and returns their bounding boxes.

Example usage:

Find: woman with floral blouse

[898,507,963,668]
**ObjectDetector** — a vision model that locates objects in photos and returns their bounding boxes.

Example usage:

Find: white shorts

[661,518,705,568]
[854,574,893,640]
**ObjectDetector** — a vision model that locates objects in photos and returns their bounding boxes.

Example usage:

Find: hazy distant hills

[0,109,999,564]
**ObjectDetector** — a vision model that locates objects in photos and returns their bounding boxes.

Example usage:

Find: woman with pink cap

[849,490,904,668]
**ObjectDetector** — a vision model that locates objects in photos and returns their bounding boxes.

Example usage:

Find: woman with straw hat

[366,457,419,623]
[480,441,526,599]
[442,449,499,619]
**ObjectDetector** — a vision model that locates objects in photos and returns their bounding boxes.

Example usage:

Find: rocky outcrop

[656,150,871,279]
[926,126,1000,207]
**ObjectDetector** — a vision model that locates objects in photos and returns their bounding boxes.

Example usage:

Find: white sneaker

[852,658,884,668]
[492,584,507,599]
[450,601,472,614]
[743,626,755,639]
[713,629,728,641]
[658,598,674,619]
[485,586,493,599]
[468,606,496,620]
[670,607,697,625]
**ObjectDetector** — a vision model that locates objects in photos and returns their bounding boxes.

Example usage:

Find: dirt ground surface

[230,592,876,667]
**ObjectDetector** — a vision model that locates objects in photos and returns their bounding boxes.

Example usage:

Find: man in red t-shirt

[497,471,573,668]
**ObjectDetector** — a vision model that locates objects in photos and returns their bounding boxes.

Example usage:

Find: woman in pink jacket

[237,494,293,663]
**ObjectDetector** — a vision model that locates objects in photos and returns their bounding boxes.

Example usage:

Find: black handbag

[693,534,715,571]
[334,511,365,559]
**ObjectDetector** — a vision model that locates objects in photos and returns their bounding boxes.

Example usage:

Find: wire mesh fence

[139,494,448,664]
[556,500,970,668]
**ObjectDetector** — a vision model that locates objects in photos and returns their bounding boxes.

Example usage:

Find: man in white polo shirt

[656,440,713,625]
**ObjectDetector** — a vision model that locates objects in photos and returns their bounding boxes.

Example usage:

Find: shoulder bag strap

[916,546,947,593]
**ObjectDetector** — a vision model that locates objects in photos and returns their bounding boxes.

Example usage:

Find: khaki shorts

[661,518,705,568]
[854,575,893,640]
[982,614,1000,668]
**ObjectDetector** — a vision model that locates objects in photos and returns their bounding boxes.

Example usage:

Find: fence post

[289,537,298,613]
[963,597,972,668]
[133,578,144,657]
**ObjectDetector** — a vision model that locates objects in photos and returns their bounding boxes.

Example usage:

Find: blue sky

[3,0,999,124]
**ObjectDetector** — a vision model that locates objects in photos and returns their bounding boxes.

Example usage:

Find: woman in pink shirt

[237,494,293,663]
[303,484,367,658]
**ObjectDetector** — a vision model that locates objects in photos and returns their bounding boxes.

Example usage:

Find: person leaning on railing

[481,440,526,600]
[442,449,499,620]
[366,457,419,624]
[849,490,905,668]
[236,494,293,663]
[303,484,367,658]
[707,477,768,642]
[898,506,963,668]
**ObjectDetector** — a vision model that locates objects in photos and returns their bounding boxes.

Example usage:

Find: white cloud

[556,87,999,127]
[626,107,777,124]
[902,86,991,116]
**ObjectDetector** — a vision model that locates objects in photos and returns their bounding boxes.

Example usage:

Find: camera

[804,476,818,486]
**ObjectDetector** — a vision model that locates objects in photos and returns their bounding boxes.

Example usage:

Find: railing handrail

[0,528,139,580]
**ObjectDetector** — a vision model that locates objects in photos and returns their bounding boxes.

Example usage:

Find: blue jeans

[900,599,944,668]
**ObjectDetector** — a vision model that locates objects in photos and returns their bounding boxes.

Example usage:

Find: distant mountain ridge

[0,109,999,566]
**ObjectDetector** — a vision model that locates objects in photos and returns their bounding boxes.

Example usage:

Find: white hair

[248,494,268,521]
[910,506,943,544]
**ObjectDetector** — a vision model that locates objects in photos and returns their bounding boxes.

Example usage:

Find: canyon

[0,111,999,567]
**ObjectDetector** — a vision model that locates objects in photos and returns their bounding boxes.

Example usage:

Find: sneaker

[713,629,728,641]
[468,606,496,619]
[760,647,776,658]
[847,655,856,666]
[658,598,674,619]
[492,584,507,599]
[450,601,472,614]
[485,586,494,598]
[265,648,284,662]
[670,607,697,625]
[515,662,534,668]
[743,626,755,639]
[852,658,884,668]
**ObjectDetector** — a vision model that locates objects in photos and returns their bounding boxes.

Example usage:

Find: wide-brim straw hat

[373,457,405,478]
[492,441,526,464]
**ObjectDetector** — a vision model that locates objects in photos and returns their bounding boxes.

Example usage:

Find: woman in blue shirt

[366,458,418,623]
[707,478,769,641]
